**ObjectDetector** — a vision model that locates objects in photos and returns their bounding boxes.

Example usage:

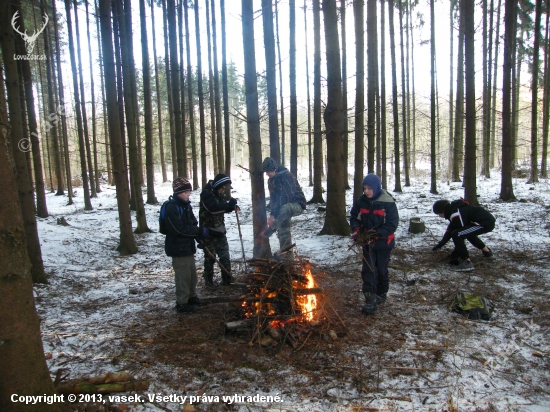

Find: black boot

[261,226,276,239]
[361,292,377,315]
[188,296,202,305]
[221,275,235,286]
[176,303,197,313]
[204,275,217,288]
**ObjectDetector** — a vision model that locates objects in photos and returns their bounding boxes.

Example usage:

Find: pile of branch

[56,372,149,394]
[204,254,343,349]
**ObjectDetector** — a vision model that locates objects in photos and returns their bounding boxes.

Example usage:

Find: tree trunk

[430,0,437,194]
[304,0,313,187]
[449,0,455,174]
[65,0,93,210]
[353,0,365,199]
[184,0,199,188]
[528,0,542,183]
[98,0,138,254]
[262,0,281,164]
[500,0,517,200]
[380,0,387,188]
[161,0,176,180]
[388,0,401,192]
[275,0,286,166]
[13,0,49,218]
[116,0,151,233]
[405,0,412,170]
[490,0,502,169]
[340,0,350,189]
[241,0,271,259]
[177,0,187,178]
[166,0,185,177]
[0,64,60,410]
[541,3,550,178]
[398,2,410,186]
[1,5,47,285]
[205,0,218,175]
[195,0,207,186]
[73,0,96,199]
[481,0,491,177]
[367,0,377,174]
[452,3,465,183]
[53,0,74,204]
[320,0,350,236]
[289,0,298,177]
[85,0,101,194]
[310,0,325,203]
[140,0,157,203]
[221,0,231,175]
[211,0,224,175]
[151,0,167,183]
[42,0,64,196]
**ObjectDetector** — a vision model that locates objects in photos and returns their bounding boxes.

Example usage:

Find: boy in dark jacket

[432,199,495,272]
[350,174,399,315]
[261,157,307,258]
[199,173,238,287]
[164,177,209,313]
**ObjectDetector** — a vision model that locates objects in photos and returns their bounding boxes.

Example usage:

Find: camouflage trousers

[273,202,304,255]
[203,233,232,283]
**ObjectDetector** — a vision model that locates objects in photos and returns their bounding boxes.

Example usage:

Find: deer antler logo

[11,10,49,55]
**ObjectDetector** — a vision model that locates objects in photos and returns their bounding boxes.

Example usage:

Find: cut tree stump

[409,217,425,233]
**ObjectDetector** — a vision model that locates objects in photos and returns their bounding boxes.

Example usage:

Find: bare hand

[268,215,275,228]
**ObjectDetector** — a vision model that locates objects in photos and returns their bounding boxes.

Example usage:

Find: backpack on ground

[449,291,494,321]
[159,197,183,235]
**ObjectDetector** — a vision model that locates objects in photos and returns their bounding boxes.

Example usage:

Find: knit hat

[362,173,382,199]
[212,173,232,190]
[433,199,450,214]
[173,177,192,194]
[262,157,278,172]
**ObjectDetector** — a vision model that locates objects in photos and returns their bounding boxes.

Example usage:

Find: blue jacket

[267,166,307,218]
[350,190,399,250]
[164,196,201,257]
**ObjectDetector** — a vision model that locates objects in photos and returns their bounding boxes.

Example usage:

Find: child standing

[350,174,399,315]
[432,199,495,272]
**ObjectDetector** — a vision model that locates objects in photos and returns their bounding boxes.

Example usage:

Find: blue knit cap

[362,173,382,199]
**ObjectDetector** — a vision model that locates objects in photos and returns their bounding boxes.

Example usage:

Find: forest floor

[34,169,550,411]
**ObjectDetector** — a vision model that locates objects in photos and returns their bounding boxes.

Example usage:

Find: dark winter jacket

[436,199,496,248]
[350,190,399,250]
[164,195,201,257]
[199,181,235,234]
[267,166,307,218]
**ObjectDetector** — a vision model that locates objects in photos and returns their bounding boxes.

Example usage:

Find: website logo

[12,10,48,60]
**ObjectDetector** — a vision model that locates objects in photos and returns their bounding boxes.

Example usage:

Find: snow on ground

[34,169,550,411]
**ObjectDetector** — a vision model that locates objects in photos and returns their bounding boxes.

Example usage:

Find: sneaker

[176,303,197,313]
[376,294,387,304]
[482,248,493,258]
[361,292,377,315]
[453,259,474,272]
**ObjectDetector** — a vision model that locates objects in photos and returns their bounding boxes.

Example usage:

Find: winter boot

[376,293,387,304]
[261,226,276,239]
[361,292,377,315]
[176,303,197,313]
[204,274,217,288]
[221,275,235,286]
[188,296,202,305]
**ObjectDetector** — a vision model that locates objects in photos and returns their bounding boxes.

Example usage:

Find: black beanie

[212,173,232,189]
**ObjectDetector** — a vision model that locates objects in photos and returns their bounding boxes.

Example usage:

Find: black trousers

[361,247,392,296]
[451,223,494,259]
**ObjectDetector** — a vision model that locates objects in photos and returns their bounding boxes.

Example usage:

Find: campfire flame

[295,264,317,321]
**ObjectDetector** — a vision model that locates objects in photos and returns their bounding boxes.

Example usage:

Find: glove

[197,242,204,249]
[351,229,360,240]
[228,198,237,207]
[198,227,209,239]
[432,243,442,251]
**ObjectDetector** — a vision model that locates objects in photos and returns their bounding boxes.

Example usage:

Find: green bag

[450,291,494,321]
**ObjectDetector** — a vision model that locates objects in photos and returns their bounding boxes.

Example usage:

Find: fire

[296,264,317,321]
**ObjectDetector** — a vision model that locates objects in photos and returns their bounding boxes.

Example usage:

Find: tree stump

[409,217,425,234]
